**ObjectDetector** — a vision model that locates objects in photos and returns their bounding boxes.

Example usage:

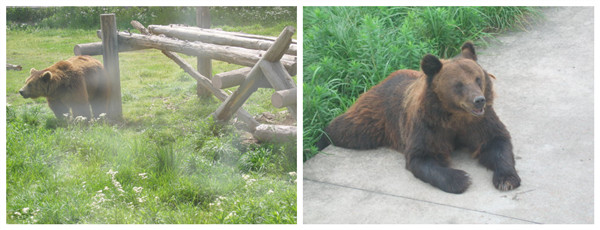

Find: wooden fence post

[100,14,123,120]
[196,7,212,98]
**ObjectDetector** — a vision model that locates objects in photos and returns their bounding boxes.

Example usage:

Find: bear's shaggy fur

[318,42,520,194]
[19,56,109,119]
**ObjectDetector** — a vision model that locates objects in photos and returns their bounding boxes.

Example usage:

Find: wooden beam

[263,26,295,62]
[212,65,262,122]
[212,67,271,89]
[149,25,297,56]
[259,61,296,117]
[113,31,297,74]
[100,14,122,120]
[74,41,146,56]
[271,88,297,108]
[195,7,212,98]
[253,124,296,143]
[164,24,298,45]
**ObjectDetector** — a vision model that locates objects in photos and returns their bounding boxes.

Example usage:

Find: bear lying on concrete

[19,55,109,119]
[317,42,520,194]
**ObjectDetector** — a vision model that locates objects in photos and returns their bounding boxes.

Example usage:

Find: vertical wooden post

[100,14,123,120]
[195,7,212,98]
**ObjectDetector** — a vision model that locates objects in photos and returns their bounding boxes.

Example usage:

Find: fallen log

[7,63,22,71]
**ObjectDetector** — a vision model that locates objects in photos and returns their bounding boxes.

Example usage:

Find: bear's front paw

[493,172,521,191]
[438,169,471,194]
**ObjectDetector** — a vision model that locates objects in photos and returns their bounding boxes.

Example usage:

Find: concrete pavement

[303,7,594,224]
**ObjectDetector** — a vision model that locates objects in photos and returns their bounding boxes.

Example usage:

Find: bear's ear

[421,54,443,84]
[460,42,477,61]
[488,73,496,80]
[41,71,52,81]
[30,68,37,74]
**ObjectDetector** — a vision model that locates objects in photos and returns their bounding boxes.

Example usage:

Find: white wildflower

[106,169,118,176]
[138,173,148,179]
[226,211,237,219]
[74,116,87,122]
[22,207,29,214]
[242,174,250,180]
[133,186,143,193]
[267,189,274,195]
[288,172,296,177]
[14,211,21,216]
[246,178,257,186]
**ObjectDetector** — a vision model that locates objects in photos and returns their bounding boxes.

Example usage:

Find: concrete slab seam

[304,178,542,224]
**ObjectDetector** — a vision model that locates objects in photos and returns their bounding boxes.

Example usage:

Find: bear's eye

[475,77,482,87]
[453,82,464,94]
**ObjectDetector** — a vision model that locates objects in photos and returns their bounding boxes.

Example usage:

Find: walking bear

[19,56,109,119]
[317,42,520,194]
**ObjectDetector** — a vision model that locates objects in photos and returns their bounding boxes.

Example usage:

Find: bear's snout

[473,96,486,109]
[19,89,29,98]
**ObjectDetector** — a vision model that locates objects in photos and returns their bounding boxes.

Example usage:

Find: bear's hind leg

[407,154,471,194]
[478,137,521,191]
[321,113,386,150]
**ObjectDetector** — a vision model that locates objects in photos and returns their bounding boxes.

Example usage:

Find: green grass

[303,6,539,161]
[6,22,296,224]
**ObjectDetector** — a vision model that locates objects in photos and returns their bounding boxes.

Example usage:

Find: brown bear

[19,55,109,119]
[317,42,520,194]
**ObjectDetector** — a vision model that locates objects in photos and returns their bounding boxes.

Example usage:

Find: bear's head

[421,42,494,117]
[19,68,55,99]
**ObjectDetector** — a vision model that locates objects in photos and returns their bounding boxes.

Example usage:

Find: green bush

[303,6,539,160]
[6,6,296,30]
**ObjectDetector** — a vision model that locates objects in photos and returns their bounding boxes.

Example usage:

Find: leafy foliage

[7,6,296,30]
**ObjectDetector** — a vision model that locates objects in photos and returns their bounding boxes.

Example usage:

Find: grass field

[6,22,297,223]
[302,6,539,161]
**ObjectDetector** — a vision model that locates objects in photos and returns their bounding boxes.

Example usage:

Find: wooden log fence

[213,26,297,122]
[86,30,297,75]
[74,14,296,143]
